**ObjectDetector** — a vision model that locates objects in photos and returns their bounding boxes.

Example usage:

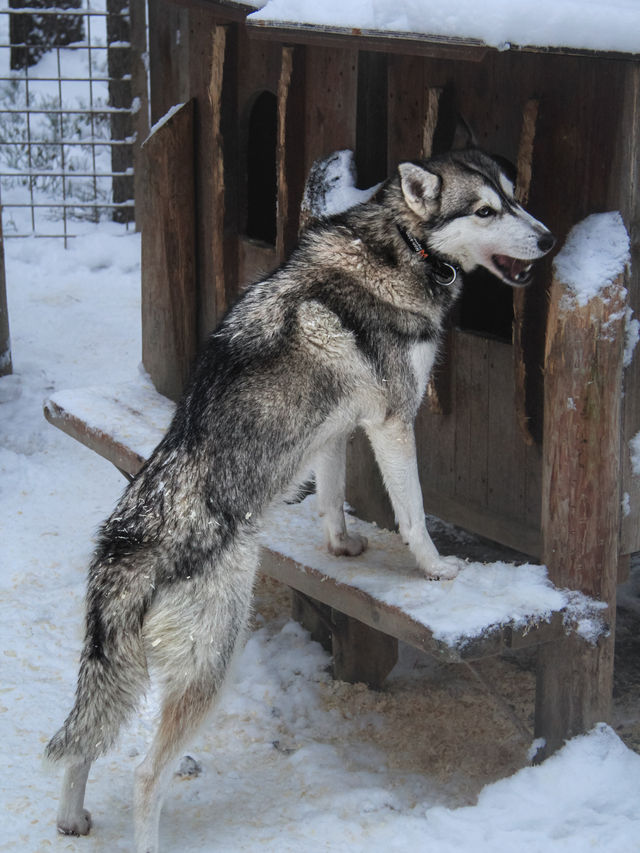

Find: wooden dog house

[74,1,640,756]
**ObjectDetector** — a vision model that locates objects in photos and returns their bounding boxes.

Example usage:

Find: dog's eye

[475,206,495,218]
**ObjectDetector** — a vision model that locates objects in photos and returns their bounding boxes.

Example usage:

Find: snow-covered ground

[2,225,640,852]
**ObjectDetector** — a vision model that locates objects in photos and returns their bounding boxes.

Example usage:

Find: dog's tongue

[495,254,526,278]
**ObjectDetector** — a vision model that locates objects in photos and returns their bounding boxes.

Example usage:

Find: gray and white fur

[45,148,554,852]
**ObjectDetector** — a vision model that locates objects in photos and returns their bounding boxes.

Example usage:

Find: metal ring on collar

[435,263,457,286]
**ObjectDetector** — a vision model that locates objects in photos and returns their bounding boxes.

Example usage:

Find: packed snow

[249,0,640,55]
[552,211,631,306]
[262,495,607,648]
[301,150,380,219]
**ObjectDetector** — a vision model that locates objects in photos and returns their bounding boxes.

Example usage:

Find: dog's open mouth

[492,254,534,285]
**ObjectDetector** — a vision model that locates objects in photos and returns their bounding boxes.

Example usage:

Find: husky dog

[46,148,554,852]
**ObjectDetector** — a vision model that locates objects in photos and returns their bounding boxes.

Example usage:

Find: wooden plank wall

[303,46,358,173]
[141,101,196,402]
[148,1,190,122]
[612,64,640,557]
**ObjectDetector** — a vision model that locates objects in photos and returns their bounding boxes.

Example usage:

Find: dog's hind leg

[56,759,92,836]
[133,681,218,853]
[315,433,367,556]
[134,551,256,853]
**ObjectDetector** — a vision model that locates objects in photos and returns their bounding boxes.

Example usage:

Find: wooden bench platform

[44,378,606,689]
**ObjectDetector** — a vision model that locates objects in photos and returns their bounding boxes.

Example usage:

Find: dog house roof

[228,0,640,60]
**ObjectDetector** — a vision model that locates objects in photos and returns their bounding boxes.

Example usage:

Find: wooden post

[205,24,229,328]
[276,46,306,261]
[513,98,540,447]
[535,271,626,758]
[129,0,149,233]
[106,0,134,223]
[0,217,10,377]
[141,101,197,402]
[332,612,398,690]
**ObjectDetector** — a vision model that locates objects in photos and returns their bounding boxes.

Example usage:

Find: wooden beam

[0,218,10,378]
[248,20,488,63]
[616,63,640,555]
[276,45,306,259]
[291,591,332,651]
[303,44,358,174]
[247,19,638,63]
[207,25,229,320]
[141,100,197,401]
[332,611,398,688]
[187,15,239,335]
[535,271,626,758]
[148,0,190,125]
[129,0,150,233]
[513,98,540,447]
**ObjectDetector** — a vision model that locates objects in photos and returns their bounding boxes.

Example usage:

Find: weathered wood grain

[332,611,398,688]
[303,45,358,174]
[0,219,10,378]
[454,332,489,510]
[130,0,150,233]
[141,100,197,402]
[536,272,627,758]
[276,45,307,259]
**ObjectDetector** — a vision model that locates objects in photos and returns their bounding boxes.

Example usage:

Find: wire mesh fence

[0,1,140,243]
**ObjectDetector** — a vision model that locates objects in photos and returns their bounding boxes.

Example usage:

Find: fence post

[106,0,134,223]
[141,101,197,401]
[0,216,11,377]
[130,0,149,233]
[534,270,626,758]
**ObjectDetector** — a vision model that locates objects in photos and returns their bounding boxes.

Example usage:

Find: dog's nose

[538,232,555,253]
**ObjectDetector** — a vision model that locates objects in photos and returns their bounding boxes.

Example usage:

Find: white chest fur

[410,341,437,400]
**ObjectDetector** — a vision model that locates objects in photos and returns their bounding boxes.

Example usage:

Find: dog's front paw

[57,809,92,836]
[419,555,463,581]
[327,531,368,557]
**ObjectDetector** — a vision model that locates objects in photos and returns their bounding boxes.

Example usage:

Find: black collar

[396,225,458,286]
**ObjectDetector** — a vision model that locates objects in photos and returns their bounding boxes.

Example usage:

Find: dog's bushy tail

[45,554,154,765]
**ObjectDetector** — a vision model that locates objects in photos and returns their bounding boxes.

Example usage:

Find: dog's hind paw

[57,809,92,836]
[327,531,368,557]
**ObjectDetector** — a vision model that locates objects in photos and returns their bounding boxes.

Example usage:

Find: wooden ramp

[44,378,605,685]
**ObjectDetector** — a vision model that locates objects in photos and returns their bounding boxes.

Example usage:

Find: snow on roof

[248,0,640,56]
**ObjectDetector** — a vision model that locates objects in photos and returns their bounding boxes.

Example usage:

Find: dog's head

[397,149,554,286]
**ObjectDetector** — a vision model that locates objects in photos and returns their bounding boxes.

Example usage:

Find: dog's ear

[398,163,441,217]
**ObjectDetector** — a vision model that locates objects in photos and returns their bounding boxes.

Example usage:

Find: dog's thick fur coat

[46,149,553,852]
